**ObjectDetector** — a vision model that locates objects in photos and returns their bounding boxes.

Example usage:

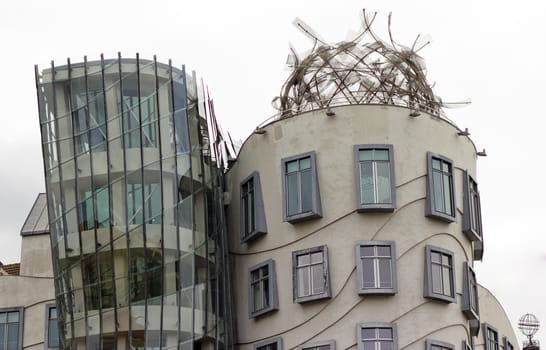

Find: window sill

[424,293,456,304]
[286,210,322,224]
[241,230,267,244]
[357,204,396,213]
[295,293,331,304]
[358,288,397,296]
[425,211,456,223]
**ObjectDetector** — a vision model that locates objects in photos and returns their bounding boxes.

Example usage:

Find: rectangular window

[293,246,331,303]
[424,245,455,303]
[240,172,267,243]
[426,152,456,222]
[357,323,397,350]
[0,308,22,350]
[356,241,397,295]
[298,340,335,350]
[354,145,396,212]
[120,92,157,148]
[129,248,162,302]
[82,254,115,310]
[73,90,106,153]
[254,337,283,350]
[78,186,110,230]
[483,324,499,350]
[463,171,483,241]
[127,183,161,225]
[462,262,480,327]
[46,304,60,348]
[426,340,454,350]
[249,259,278,318]
[282,151,322,223]
[473,240,484,261]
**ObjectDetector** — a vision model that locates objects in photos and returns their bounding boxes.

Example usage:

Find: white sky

[0,0,544,345]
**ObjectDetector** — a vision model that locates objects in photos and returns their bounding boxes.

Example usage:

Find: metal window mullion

[372,161,378,203]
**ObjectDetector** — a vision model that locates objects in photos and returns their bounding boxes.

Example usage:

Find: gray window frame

[0,306,24,350]
[473,240,484,261]
[240,171,267,243]
[292,245,331,303]
[354,144,396,212]
[248,259,279,318]
[463,171,483,242]
[483,323,499,350]
[426,340,454,350]
[357,322,398,350]
[44,304,59,349]
[503,337,514,350]
[298,340,336,350]
[462,262,480,336]
[281,151,322,223]
[355,241,397,295]
[426,152,456,223]
[424,245,456,303]
[254,337,283,350]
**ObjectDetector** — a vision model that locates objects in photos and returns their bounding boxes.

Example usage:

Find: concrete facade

[226,104,519,350]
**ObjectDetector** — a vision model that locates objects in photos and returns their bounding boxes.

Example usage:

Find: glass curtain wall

[35,56,232,350]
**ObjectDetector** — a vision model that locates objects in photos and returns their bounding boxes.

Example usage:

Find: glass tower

[35,55,233,349]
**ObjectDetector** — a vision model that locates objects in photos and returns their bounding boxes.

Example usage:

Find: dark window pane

[433,171,444,212]
[361,328,375,339]
[301,170,312,212]
[377,246,391,257]
[443,174,452,215]
[298,267,310,297]
[7,323,18,350]
[378,328,392,339]
[287,173,299,215]
[380,341,393,350]
[362,259,375,288]
[363,342,375,350]
[360,246,375,257]
[378,259,392,288]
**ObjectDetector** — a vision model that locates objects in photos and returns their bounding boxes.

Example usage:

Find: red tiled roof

[2,263,20,276]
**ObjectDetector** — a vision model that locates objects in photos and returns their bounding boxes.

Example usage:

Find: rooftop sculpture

[273,10,444,118]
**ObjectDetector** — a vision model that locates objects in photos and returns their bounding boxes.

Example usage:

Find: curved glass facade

[35,56,233,349]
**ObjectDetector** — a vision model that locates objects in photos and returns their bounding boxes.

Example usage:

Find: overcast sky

[0,0,544,345]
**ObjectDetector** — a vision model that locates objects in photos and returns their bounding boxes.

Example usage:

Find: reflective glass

[0,327,3,350]
[298,267,309,297]
[433,172,444,212]
[0,313,5,323]
[360,246,375,257]
[432,158,441,170]
[377,246,391,257]
[359,150,373,161]
[311,264,324,294]
[380,341,393,350]
[362,259,375,288]
[7,312,18,323]
[299,157,311,170]
[376,162,391,203]
[442,266,452,295]
[287,173,299,215]
[375,149,389,161]
[378,259,392,288]
[286,160,298,173]
[431,264,443,294]
[443,174,452,215]
[301,170,312,212]
[360,163,374,204]
[311,252,323,264]
[378,328,392,339]
[361,328,375,339]
[363,342,375,350]
[431,252,441,263]
[298,254,310,265]
[7,323,18,350]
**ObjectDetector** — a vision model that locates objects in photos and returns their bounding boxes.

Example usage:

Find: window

[282,151,322,223]
[82,254,115,310]
[503,337,514,350]
[79,186,110,230]
[463,171,483,241]
[0,308,22,350]
[127,183,161,224]
[426,340,454,350]
[45,304,60,348]
[254,337,283,350]
[120,90,157,148]
[240,172,267,243]
[130,248,162,302]
[462,262,480,336]
[354,145,396,212]
[298,340,335,350]
[483,324,499,350]
[293,245,331,303]
[73,89,106,153]
[357,323,397,350]
[424,245,455,303]
[249,259,278,318]
[426,152,456,222]
[356,241,397,295]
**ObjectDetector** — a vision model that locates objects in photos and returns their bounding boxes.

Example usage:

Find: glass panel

[360,246,375,257]
[377,246,391,257]
[432,158,441,170]
[362,259,375,288]
[299,157,311,170]
[431,264,442,294]
[96,187,110,228]
[311,264,324,294]
[431,252,441,263]
[287,173,299,215]
[442,254,450,266]
[375,149,389,161]
[443,174,452,215]
[252,282,262,310]
[263,277,269,308]
[376,162,392,204]
[360,163,374,204]
[0,313,6,323]
[442,162,450,172]
[298,254,310,266]
[378,328,392,339]
[49,314,60,347]
[378,259,392,288]
[359,150,373,161]
[50,307,58,319]
[442,266,452,295]
[286,160,298,173]
[380,341,393,350]
[433,171,444,212]
[6,312,18,323]
[363,342,375,350]
[361,328,376,339]
[7,323,18,350]
[0,327,3,350]
[311,252,323,264]
[298,267,309,297]
[300,170,312,212]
